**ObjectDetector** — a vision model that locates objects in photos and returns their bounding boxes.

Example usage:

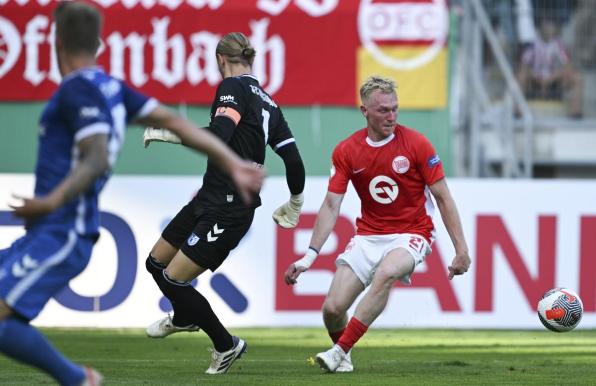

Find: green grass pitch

[1,328,595,385]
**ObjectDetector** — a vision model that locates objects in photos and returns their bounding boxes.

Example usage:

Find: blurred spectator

[573,0,596,69]
[517,18,583,118]
[483,0,537,64]
[484,0,518,63]
[532,0,577,25]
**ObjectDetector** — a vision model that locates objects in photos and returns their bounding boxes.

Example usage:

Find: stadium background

[0,0,595,332]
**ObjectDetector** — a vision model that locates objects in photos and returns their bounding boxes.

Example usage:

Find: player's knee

[322,299,346,320]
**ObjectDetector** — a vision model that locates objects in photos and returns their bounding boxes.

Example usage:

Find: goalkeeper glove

[143,127,182,148]
[272,193,303,228]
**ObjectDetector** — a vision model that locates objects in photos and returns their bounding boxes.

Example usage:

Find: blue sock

[0,318,85,386]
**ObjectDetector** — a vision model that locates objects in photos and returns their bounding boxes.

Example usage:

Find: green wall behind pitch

[0,103,452,177]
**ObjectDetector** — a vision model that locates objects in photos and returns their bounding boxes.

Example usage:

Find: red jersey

[328,124,444,241]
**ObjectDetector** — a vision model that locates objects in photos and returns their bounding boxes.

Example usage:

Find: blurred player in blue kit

[0,2,263,385]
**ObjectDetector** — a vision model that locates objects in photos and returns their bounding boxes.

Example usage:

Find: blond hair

[216,32,256,66]
[359,76,397,104]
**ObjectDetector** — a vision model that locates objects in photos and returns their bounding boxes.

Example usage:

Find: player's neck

[59,55,97,78]
[223,64,252,79]
[366,128,394,143]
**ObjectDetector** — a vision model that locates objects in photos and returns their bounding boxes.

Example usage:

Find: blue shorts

[0,227,94,321]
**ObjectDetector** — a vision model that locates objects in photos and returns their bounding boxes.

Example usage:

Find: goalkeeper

[143,32,305,376]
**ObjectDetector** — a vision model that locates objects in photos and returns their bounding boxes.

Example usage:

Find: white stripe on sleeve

[135,98,159,119]
[74,122,110,143]
[273,138,295,151]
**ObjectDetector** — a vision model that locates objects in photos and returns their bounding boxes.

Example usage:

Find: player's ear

[216,53,225,67]
[360,105,367,118]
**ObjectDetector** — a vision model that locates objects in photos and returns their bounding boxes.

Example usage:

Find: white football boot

[315,345,347,373]
[79,367,103,386]
[146,314,200,338]
[335,350,353,373]
[205,336,248,374]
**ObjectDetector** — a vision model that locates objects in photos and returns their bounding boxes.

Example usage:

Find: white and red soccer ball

[537,288,583,332]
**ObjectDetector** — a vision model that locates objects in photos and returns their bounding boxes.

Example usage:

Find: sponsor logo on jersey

[187,233,200,246]
[427,154,441,167]
[392,156,410,174]
[369,175,399,204]
[80,106,100,118]
[352,167,366,174]
[219,94,237,104]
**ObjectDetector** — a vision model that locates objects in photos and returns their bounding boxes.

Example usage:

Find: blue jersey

[33,67,157,237]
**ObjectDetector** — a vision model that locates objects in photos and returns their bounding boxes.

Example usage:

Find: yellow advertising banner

[357,45,448,109]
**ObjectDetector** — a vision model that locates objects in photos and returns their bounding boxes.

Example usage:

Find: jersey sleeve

[59,78,112,143]
[268,109,296,152]
[327,142,351,194]
[213,77,247,125]
[415,134,445,185]
[121,81,158,122]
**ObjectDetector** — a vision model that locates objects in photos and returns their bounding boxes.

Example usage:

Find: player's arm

[10,134,109,220]
[272,142,306,228]
[284,191,344,285]
[136,105,263,203]
[428,178,471,280]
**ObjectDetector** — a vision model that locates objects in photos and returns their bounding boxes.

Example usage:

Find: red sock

[328,328,345,344]
[336,317,368,353]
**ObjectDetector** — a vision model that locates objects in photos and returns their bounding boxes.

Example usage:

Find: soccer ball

[537,288,583,332]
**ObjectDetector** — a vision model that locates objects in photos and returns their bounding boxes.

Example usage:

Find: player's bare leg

[150,237,179,266]
[353,248,415,325]
[0,300,10,321]
[322,264,364,332]
[317,265,364,373]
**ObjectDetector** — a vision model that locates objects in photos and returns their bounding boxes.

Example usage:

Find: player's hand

[284,263,308,285]
[9,194,58,221]
[448,253,471,280]
[272,193,303,228]
[143,127,182,148]
[229,161,265,204]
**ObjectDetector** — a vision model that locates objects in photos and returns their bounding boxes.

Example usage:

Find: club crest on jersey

[427,154,441,167]
[392,156,410,174]
[187,233,200,246]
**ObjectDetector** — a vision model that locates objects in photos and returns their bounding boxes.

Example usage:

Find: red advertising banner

[0,0,448,107]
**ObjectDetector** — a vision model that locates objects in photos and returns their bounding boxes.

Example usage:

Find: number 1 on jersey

[261,108,270,144]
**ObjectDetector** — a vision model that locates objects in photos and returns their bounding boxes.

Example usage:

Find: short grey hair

[359,76,397,103]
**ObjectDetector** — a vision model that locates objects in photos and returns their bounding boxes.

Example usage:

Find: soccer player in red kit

[284,76,471,373]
